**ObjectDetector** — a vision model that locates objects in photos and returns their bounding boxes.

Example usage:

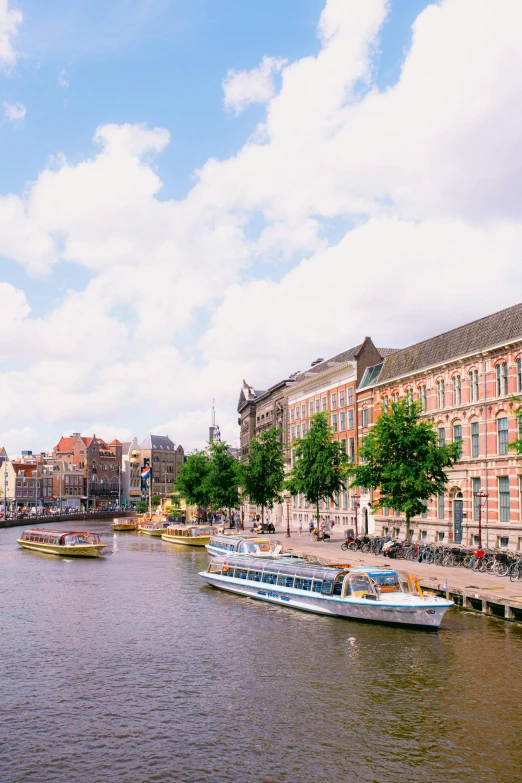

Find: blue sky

[1,0,522,454]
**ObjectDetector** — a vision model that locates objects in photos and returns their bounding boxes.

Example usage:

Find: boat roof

[209,556,398,580]
[24,528,97,535]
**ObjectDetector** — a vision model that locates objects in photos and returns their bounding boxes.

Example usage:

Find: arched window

[418,385,427,412]
[497,415,509,455]
[111,477,118,490]
[496,362,508,396]
[453,422,462,457]
[517,358,522,393]
[469,369,479,402]
[452,375,461,406]
[470,419,480,458]
[101,477,107,490]
[437,379,445,409]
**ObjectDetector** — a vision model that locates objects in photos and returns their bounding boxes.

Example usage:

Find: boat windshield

[345,573,379,598]
[396,570,424,597]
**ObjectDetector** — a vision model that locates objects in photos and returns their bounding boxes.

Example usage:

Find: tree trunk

[261,505,265,528]
[316,499,320,539]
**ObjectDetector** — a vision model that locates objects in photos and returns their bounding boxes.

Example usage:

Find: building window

[392,392,399,404]
[315,399,320,413]
[339,390,345,407]
[340,411,346,432]
[302,423,307,437]
[452,375,461,406]
[322,396,327,411]
[498,417,509,455]
[419,385,427,412]
[438,492,445,520]
[421,499,428,518]
[309,401,314,417]
[453,424,462,457]
[438,427,445,448]
[290,426,295,441]
[394,508,400,518]
[471,421,480,458]
[469,369,479,402]
[290,409,294,423]
[382,396,389,412]
[472,477,481,521]
[331,415,338,433]
[348,437,355,461]
[296,424,301,438]
[518,358,522,392]
[342,481,348,510]
[348,387,354,405]
[340,439,346,453]
[499,476,510,523]
[362,408,368,427]
[348,409,354,430]
[331,393,337,410]
[437,380,445,409]
[301,404,306,419]
[496,362,508,397]
[383,506,389,517]
[498,536,509,548]
[295,406,300,420]
[437,531,445,541]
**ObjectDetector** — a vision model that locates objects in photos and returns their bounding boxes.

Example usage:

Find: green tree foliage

[240,426,285,524]
[205,441,240,511]
[508,396,522,455]
[286,411,349,530]
[174,450,211,509]
[136,499,147,513]
[349,398,460,525]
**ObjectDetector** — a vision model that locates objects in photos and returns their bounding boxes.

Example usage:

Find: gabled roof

[109,439,122,446]
[54,437,75,452]
[139,434,175,451]
[377,301,522,384]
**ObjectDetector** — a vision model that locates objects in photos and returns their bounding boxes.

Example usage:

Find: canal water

[1,520,521,783]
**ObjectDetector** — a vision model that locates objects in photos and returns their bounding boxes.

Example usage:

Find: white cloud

[3,0,522,452]
[0,0,22,69]
[0,426,37,457]
[3,99,25,121]
[57,69,69,88]
[223,55,287,115]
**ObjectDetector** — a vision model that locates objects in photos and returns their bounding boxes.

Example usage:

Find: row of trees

[174,398,474,527]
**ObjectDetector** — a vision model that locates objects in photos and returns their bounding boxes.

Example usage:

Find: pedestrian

[309,519,314,535]
[297,519,303,536]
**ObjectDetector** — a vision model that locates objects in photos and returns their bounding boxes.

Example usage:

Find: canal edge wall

[0,510,135,529]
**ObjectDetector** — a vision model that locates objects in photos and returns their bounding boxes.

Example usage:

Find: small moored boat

[199,557,453,629]
[139,522,168,537]
[162,525,215,547]
[207,533,288,558]
[112,518,137,531]
[18,528,104,558]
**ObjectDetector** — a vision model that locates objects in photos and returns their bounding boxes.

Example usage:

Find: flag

[141,466,151,480]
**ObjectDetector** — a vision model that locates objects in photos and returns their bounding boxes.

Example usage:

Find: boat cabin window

[277,573,294,588]
[248,569,262,582]
[369,573,399,593]
[396,571,424,597]
[294,577,312,591]
[345,573,377,598]
[333,577,344,596]
[208,563,223,574]
[321,580,333,596]
[262,571,278,585]
[234,567,248,580]
[312,579,322,593]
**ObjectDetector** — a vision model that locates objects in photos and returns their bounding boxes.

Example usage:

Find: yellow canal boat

[162,524,215,547]
[112,517,138,531]
[139,522,167,537]
[17,528,105,558]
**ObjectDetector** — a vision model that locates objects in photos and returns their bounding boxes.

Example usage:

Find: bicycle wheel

[348,541,358,552]
[423,550,434,564]
[470,557,481,571]
[361,543,371,554]
[509,562,521,582]
[495,561,509,577]
[341,542,349,552]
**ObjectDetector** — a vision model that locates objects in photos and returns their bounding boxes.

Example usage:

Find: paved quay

[258,529,522,622]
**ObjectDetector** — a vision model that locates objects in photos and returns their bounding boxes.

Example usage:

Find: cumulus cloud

[223,55,287,115]
[0,0,22,69]
[3,99,25,121]
[57,68,69,88]
[2,0,522,451]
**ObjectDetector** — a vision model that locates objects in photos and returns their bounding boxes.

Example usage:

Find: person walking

[297,519,303,536]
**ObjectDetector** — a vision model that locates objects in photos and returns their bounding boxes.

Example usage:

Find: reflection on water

[1,520,521,783]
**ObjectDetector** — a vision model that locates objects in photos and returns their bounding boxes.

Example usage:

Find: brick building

[139,435,184,500]
[358,302,522,548]
[53,433,123,509]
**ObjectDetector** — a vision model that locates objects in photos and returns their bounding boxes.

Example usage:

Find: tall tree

[205,441,240,513]
[241,426,285,525]
[349,398,460,530]
[174,450,211,510]
[286,411,349,533]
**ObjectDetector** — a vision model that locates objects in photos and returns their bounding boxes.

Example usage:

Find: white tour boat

[199,557,453,629]
[206,533,289,558]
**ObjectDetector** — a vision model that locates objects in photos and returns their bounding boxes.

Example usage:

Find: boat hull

[18,540,104,558]
[200,573,451,629]
[163,534,210,546]
[112,524,137,531]
[139,528,166,537]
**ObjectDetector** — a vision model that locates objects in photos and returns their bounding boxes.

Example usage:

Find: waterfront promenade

[272,531,522,621]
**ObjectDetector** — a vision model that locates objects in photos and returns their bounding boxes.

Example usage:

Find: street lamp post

[118,465,122,510]
[3,467,8,522]
[352,493,361,537]
[286,496,291,538]
[474,491,488,548]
